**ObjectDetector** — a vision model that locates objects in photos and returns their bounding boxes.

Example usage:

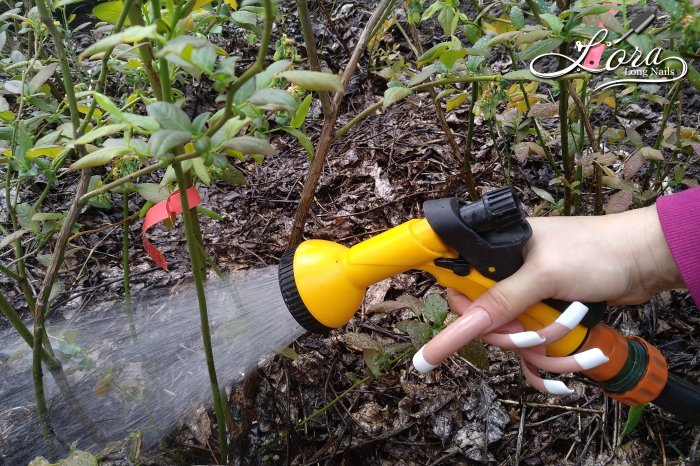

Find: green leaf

[70,146,131,169]
[531,0,553,15]
[417,42,450,66]
[383,86,413,108]
[575,5,618,18]
[146,102,193,132]
[211,116,251,147]
[255,59,292,89]
[516,29,550,45]
[502,69,555,85]
[217,162,246,185]
[396,320,431,350]
[122,113,160,133]
[279,70,342,92]
[687,66,700,92]
[92,1,130,25]
[73,124,130,145]
[407,65,437,87]
[539,13,563,34]
[80,25,158,58]
[656,0,682,19]
[16,204,40,234]
[134,183,170,202]
[148,130,192,157]
[282,127,314,159]
[487,31,521,47]
[421,1,441,21]
[94,92,123,118]
[291,94,312,129]
[221,135,276,155]
[619,403,648,442]
[423,294,448,326]
[192,158,211,185]
[0,228,29,250]
[247,88,298,112]
[28,63,58,93]
[438,48,467,70]
[363,348,381,378]
[510,6,525,29]
[87,175,112,209]
[519,38,563,61]
[446,92,468,111]
[532,186,555,204]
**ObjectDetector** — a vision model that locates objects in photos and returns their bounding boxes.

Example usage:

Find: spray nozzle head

[459,188,526,234]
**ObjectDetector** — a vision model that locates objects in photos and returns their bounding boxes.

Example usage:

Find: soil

[2,1,700,465]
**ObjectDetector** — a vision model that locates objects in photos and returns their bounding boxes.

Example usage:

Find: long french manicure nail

[543,379,575,395]
[413,347,438,373]
[554,301,589,329]
[417,307,492,369]
[573,348,609,370]
[509,331,546,348]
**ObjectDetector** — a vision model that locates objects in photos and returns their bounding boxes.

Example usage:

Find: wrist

[619,205,684,296]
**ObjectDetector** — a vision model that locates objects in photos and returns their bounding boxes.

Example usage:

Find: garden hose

[278,187,700,423]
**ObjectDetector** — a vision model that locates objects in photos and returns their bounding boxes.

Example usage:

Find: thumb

[413,266,548,372]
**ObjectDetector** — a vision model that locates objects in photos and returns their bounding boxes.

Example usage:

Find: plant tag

[141,186,202,270]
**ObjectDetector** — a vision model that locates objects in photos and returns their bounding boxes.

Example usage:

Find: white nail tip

[555,301,589,330]
[509,331,546,348]
[573,348,609,370]
[543,379,575,395]
[413,347,438,373]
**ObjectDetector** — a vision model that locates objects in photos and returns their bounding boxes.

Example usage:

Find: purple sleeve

[656,187,700,305]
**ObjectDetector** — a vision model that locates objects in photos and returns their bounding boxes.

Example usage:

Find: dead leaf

[343,332,382,351]
[623,152,645,179]
[397,294,425,316]
[457,338,490,370]
[605,190,633,214]
[529,101,558,118]
[366,300,409,314]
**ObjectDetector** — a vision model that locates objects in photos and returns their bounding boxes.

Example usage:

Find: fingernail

[508,331,546,348]
[412,347,438,373]
[421,306,492,366]
[573,348,609,370]
[554,301,589,330]
[543,379,575,395]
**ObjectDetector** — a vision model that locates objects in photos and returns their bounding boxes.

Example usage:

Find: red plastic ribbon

[141,186,202,270]
[582,5,618,70]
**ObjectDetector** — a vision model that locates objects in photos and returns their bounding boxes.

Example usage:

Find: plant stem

[566,81,602,214]
[333,75,500,140]
[208,0,274,137]
[401,18,477,198]
[507,48,559,175]
[558,45,573,215]
[78,0,134,133]
[125,1,164,100]
[0,292,58,367]
[462,82,480,199]
[296,0,332,116]
[172,162,227,463]
[288,0,394,246]
[122,194,136,339]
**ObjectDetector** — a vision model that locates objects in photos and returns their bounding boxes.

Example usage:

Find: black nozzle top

[459,188,526,234]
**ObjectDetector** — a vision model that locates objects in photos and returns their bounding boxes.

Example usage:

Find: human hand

[413,204,684,372]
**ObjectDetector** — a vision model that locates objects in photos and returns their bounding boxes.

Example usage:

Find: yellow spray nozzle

[278,188,599,357]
